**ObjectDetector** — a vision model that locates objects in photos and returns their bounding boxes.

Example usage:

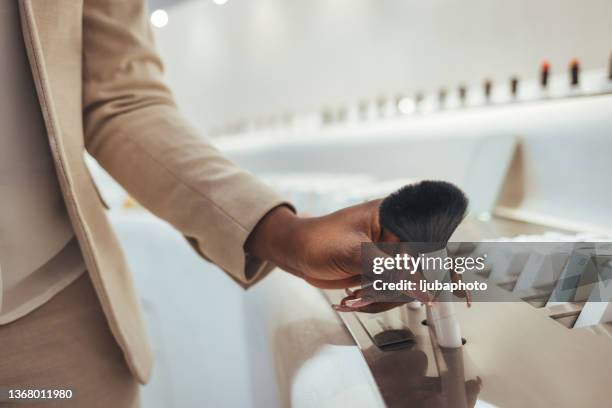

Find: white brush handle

[407,300,422,310]
[429,302,463,348]
[424,249,463,349]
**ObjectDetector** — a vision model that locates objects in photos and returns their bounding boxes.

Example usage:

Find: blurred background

[148,0,612,134]
[87,1,612,407]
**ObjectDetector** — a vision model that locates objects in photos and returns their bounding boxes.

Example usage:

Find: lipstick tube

[569,58,580,87]
[540,61,550,89]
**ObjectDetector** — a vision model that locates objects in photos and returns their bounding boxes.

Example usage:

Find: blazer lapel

[17,0,154,383]
[18,0,101,266]
[18,0,84,162]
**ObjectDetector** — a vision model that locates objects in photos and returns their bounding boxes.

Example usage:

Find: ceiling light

[150,9,169,28]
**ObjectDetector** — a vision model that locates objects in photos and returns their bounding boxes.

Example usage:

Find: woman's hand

[245,201,430,308]
[246,201,382,287]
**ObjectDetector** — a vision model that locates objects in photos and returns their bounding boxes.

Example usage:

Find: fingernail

[345,298,373,308]
[345,288,355,296]
[332,304,353,312]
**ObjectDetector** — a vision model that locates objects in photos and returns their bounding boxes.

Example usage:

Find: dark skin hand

[245,200,469,313]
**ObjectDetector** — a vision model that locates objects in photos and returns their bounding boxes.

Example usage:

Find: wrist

[245,205,304,271]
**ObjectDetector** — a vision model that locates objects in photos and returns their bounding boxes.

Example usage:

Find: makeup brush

[379,180,468,348]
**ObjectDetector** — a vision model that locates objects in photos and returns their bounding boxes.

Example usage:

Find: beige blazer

[18,0,287,383]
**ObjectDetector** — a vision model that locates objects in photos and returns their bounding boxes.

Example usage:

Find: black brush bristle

[379,180,468,252]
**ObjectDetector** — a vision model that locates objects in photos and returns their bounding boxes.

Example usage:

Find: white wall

[151,0,612,133]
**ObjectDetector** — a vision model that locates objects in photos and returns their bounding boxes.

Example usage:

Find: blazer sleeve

[81,0,290,287]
